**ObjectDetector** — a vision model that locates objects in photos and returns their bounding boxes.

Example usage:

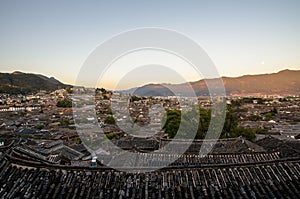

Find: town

[0,88,300,198]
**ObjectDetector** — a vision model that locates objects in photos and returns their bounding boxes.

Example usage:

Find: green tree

[264,112,273,118]
[196,108,211,139]
[256,128,268,135]
[221,106,239,138]
[263,108,277,118]
[235,127,256,142]
[162,110,181,138]
[162,107,211,139]
[104,115,116,124]
[162,105,258,141]
[56,99,72,108]
[105,132,119,140]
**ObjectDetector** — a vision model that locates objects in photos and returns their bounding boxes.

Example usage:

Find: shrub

[56,99,72,108]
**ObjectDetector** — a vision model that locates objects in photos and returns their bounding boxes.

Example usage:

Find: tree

[56,99,72,108]
[162,110,181,138]
[264,112,273,118]
[221,106,239,138]
[263,108,277,118]
[130,95,143,102]
[162,105,257,141]
[105,132,119,140]
[163,107,211,139]
[104,115,115,124]
[196,108,211,139]
[256,128,268,135]
[103,95,109,100]
[235,127,256,142]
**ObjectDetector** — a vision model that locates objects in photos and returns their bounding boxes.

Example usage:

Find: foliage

[106,108,113,115]
[231,99,242,107]
[256,128,268,135]
[235,127,256,142]
[272,107,278,114]
[162,110,181,138]
[279,98,287,102]
[0,72,67,95]
[56,99,72,108]
[105,132,119,140]
[104,115,115,124]
[59,118,71,126]
[103,95,109,100]
[231,97,269,107]
[263,108,277,118]
[96,88,108,94]
[248,115,262,121]
[35,124,44,130]
[163,105,257,141]
[72,137,82,144]
[264,112,273,118]
[235,107,248,112]
[221,106,239,138]
[196,108,211,139]
[242,98,255,103]
[130,95,146,102]
[242,97,267,104]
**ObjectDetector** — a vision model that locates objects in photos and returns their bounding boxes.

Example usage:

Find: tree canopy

[163,105,257,141]
[56,99,72,108]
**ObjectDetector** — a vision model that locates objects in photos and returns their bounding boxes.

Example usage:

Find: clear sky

[0,0,300,89]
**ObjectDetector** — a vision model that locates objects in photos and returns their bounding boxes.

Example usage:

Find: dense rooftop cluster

[0,155,299,199]
[231,96,300,139]
[1,90,300,198]
[0,133,300,198]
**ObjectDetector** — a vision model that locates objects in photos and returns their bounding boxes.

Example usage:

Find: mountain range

[125,69,300,96]
[0,71,68,94]
[0,69,299,96]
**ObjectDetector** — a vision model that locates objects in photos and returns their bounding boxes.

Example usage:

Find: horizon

[1,67,299,90]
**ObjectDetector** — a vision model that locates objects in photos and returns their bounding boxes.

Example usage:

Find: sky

[0,0,300,89]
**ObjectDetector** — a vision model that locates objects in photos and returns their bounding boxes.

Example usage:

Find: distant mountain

[133,84,175,96]
[220,69,300,96]
[0,71,69,94]
[116,87,139,95]
[122,69,300,96]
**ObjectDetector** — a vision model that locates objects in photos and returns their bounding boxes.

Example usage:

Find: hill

[0,71,69,94]
[125,69,300,96]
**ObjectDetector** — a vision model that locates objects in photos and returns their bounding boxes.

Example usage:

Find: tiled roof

[0,157,299,198]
